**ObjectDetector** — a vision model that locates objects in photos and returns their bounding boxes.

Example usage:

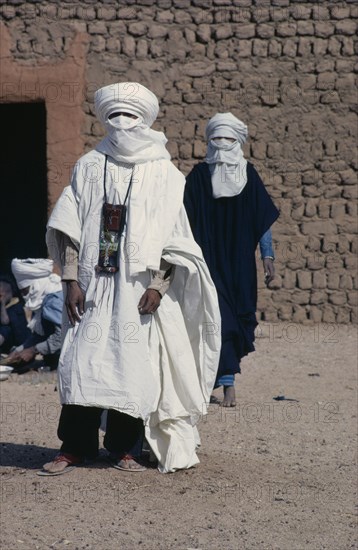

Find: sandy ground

[1,323,357,550]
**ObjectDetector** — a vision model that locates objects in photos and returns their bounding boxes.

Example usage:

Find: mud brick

[314,22,334,38]
[297,270,312,290]
[313,271,327,289]
[322,305,336,323]
[215,25,233,39]
[128,22,148,36]
[336,307,351,324]
[122,35,136,56]
[276,22,297,37]
[310,291,327,305]
[235,24,255,38]
[309,306,323,323]
[292,305,308,323]
[257,24,275,38]
[335,19,357,35]
[329,292,347,306]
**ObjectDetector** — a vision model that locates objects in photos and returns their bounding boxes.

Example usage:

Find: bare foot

[210,394,221,404]
[222,385,236,407]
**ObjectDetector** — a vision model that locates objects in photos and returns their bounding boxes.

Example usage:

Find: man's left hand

[263,258,275,286]
[138,289,161,315]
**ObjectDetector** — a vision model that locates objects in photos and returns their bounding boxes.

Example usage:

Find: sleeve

[51,230,79,281]
[46,161,83,261]
[259,229,275,260]
[35,325,62,356]
[147,258,175,297]
[22,332,44,349]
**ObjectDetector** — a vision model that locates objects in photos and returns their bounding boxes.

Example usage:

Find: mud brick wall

[1,0,357,323]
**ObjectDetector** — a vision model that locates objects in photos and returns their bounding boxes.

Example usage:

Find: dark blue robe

[0,301,30,353]
[184,161,279,379]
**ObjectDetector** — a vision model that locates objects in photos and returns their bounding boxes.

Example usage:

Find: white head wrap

[11,258,62,315]
[95,82,159,127]
[94,82,170,164]
[11,258,54,289]
[205,113,248,199]
[205,112,248,144]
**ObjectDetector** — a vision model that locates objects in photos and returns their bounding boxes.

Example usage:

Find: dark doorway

[0,102,48,274]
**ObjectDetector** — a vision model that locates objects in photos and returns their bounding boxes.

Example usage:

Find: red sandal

[111,453,147,472]
[37,452,83,476]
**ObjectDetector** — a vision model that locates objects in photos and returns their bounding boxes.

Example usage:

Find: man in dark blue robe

[184,113,279,406]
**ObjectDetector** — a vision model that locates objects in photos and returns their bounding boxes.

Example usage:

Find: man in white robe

[40,82,220,475]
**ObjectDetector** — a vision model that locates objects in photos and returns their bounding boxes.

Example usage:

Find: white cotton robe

[46,150,221,473]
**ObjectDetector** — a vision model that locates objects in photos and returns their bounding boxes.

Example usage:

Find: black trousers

[58,404,144,459]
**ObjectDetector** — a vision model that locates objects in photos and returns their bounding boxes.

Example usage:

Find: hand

[66,280,85,325]
[138,289,161,315]
[18,347,37,363]
[5,351,22,365]
[7,347,36,364]
[0,291,11,305]
[263,258,275,286]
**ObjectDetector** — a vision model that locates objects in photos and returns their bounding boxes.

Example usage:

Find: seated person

[6,259,63,370]
[0,276,30,354]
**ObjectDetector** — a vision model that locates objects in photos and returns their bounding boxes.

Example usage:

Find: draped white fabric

[46,151,221,473]
[205,112,248,198]
[22,274,62,313]
[96,122,170,164]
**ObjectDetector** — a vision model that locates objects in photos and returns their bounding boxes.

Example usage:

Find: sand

[1,323,357,550]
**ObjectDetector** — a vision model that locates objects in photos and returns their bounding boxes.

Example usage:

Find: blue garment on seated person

[22,291,63,351]
[42,291,63,326]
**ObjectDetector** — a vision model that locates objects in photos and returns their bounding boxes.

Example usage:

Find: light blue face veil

[205,113,248,198]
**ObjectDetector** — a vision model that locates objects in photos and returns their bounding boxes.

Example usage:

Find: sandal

[37,452,83,476]
[110,453,147,472]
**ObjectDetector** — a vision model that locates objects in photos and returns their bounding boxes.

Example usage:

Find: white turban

[94,82,159,128]
[11,258,54,289]
[206,112,248,145]
[11,258,62,315]
[94,82,170,164]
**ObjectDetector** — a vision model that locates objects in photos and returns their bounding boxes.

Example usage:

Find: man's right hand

[65,280,85,325]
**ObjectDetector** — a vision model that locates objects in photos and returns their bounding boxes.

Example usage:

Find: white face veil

[205,113,248,198]
[94,82,170,164]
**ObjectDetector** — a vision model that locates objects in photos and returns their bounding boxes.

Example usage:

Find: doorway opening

[0,102,48,274]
